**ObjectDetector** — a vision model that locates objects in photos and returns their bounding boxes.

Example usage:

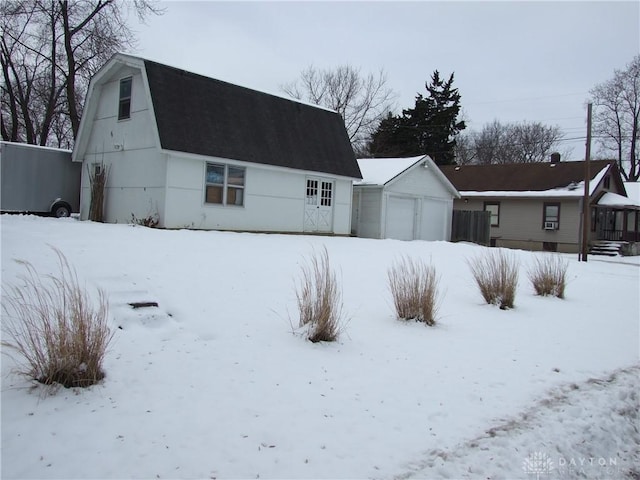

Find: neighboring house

[352,155,459,241]
[72,53,361,234]
[440,158,640,253]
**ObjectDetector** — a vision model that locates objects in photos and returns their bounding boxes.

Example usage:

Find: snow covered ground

[1,215,638,480]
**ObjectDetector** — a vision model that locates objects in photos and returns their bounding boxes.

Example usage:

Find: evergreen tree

[366,71,466,165]
[366,112,410,157]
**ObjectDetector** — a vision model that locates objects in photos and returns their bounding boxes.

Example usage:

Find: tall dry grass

[468,249,519,309]
[1,248,112,388]
[388,256,439,326]
[295,247,345,342]
[528,254,568,298]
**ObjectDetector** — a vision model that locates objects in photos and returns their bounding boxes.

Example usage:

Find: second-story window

[118,77,132,120]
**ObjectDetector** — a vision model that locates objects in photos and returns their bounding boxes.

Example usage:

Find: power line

[463,92,589,106]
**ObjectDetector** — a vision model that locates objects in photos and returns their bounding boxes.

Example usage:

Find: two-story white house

[72,53,362,234]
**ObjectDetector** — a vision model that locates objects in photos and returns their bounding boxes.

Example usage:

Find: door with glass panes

[304,177,334,232]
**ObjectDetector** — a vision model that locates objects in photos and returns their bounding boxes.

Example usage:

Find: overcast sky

[129,1,640,159]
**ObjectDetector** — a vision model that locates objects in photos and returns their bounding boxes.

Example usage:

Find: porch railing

[597,229,640,242]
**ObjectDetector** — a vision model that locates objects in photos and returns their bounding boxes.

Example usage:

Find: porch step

[589,241,627,256]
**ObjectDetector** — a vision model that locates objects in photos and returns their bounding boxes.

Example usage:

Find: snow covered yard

[1,214,638,480]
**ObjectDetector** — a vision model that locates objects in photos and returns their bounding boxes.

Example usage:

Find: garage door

[385,196,416,240]
[420,198,448,241]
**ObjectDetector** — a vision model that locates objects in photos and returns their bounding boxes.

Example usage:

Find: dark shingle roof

[143,60,361,179]
[439,160,616,192]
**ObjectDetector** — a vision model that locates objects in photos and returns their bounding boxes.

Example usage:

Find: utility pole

[581,103,592,262]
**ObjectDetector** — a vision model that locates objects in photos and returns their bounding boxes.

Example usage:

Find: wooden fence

[451,210,491,246]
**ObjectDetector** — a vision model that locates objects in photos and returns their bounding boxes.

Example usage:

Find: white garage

[352,155,460,241]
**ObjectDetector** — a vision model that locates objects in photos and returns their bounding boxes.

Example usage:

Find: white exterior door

[385,195,416,240]
[304,177,334,232]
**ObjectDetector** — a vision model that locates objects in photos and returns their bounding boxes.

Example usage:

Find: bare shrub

[295,247,345,342]
[130,212,159,228]
[388,256,439,326]
[528,254,568,298]
[1,248,112,389]
[88,163,109,222]
[468,249,519,309]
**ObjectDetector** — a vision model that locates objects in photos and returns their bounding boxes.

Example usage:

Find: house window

[205,163,245,206]
[320,181,332,207]
[118,77,132,120]
[603,175,611,189]
[543,202,560,229]
[626,211,636,232]
[484,202,500,227]
[306,179,318,205]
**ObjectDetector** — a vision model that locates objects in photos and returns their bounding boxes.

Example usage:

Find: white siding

[353,187,383,238]
[163,153,353,234]
[79,65,166,225]
[353,164,455,241]
[386,163,452,199]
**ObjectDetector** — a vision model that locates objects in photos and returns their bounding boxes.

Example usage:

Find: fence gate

[451,210,491,246]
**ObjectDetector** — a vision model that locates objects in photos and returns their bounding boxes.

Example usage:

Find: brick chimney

[550,152,561,164]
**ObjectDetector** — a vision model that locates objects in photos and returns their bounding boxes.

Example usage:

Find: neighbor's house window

[543,202,560,229]
[205,163,245,206]
[626,211,636,232]
[484,202,500,227]
[118,77,132,120]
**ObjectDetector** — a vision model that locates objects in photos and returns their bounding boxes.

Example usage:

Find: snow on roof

[1,140,72,154]
[598,191,640,208]
[459,165,610,198]
[624,181,640,204]
[355,156,425,185]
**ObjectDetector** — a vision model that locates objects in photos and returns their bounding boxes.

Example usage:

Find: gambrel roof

[75,54,361,179]
[144,60,361,179]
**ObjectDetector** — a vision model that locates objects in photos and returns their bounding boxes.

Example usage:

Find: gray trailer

[0,141,81,217]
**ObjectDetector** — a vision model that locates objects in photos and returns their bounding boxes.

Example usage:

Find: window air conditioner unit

[544,221,558,230]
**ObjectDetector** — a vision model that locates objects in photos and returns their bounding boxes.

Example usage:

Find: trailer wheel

[51,203,71,218]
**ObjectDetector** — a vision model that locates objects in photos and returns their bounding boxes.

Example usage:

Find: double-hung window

[484,202,500,227]
[118,77,132,120]
[205,163,245,206]
[543,203,560,229]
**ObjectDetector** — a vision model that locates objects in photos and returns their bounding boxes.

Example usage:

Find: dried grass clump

[295,247,345,343]
[388,256,439,326]
[88,163,108,222]
[528,254,568,298]
[468,249,519,309]
[1,248,112,389]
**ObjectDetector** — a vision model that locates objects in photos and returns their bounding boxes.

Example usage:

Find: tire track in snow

[392,364,640,480]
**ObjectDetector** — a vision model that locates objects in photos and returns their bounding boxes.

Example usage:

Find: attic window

[604,175,611,189]
[118,77,132,120]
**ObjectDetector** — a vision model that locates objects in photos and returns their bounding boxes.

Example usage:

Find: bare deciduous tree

[590,55,640,181]
[455,120,565,165]
[1,0,162,147]
[282,65,396,156]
